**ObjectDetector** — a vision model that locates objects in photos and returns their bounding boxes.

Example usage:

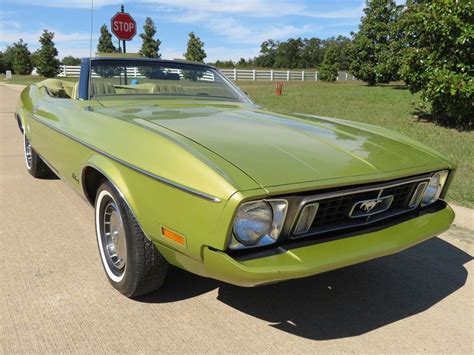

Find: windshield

[89,59,250,103]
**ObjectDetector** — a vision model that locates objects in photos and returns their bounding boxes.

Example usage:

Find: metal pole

[121,4,126,53]
[121,4,127,85]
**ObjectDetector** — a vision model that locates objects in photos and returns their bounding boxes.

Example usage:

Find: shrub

[319,46,339,82]
[400,1,473,129]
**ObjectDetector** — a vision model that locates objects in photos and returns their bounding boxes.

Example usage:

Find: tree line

[209,36,351,72]
[0,17,206,76]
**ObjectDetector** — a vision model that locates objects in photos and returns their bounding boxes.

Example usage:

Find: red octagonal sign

[111,12,136,41]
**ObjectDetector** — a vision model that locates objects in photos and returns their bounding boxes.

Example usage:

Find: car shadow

[137,237,472,340]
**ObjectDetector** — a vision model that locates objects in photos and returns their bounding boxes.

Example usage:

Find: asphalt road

[1,85,473,353]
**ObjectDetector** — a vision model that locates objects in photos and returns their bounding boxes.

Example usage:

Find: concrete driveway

[0,84,472,353]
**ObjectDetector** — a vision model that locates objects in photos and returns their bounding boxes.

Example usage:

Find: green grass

[2,76,472,207]
[239,81,473,208]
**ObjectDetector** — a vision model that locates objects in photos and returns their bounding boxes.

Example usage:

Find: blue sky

[0,1,370,61]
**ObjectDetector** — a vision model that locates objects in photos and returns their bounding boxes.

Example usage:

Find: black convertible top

[83,56,215,69]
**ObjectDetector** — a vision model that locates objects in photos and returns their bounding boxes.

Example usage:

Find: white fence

[57,65,356,81]
[219,69,355,81]
[57,65,81,77]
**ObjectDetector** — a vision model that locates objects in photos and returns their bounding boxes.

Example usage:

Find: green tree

[273,38,304,68]
[300,37,324,68]
[253,36,351,69]
[236,58,254,68]
[319,46,339,82]
[399,0,473,128]
[254,39,278,68]
[139,17,161,58]
[61,56,81,66]
[212,60,235,68]
[237,58,247,68]
[2,46,15,73]
[183,32,206,62]
[0,52,6,74]
[97,24,116,53]
[30,50,40,68]
[11,39,33,75]
[36,30,61,77]
[324,36,352,71]
[347,0,402,85]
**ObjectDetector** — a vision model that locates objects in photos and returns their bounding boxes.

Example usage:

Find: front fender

[81,153,232,263]
[83,154,139,217]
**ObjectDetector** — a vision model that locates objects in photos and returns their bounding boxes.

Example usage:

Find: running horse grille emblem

[349,195,394,218]
[360,199,383,212]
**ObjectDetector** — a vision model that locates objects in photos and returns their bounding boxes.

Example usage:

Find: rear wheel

[23,132,52,178]
[95,181,169,297]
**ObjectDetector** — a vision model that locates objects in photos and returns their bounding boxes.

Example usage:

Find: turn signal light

[161,227,186,246]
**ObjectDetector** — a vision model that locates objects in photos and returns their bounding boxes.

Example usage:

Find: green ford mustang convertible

[16,56,455,297]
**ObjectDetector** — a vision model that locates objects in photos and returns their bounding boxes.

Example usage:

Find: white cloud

[0,20,21,31]
[0,10,21,32]
[0,9,91,50]
[305,4,364,19]
[7,0,303,13]
[0,28,93,59]
[143,0,364,20]
[0,30,90,44]
[143,1,361,44]
[145,0,304,17]
[160,48,185,60]
[7,0,364,19]
[5,0,120,8]
[175,15,314,44]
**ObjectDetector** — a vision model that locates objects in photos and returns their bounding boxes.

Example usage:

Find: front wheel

[95,181,169,297]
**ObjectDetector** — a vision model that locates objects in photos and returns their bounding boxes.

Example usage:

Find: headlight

[230,199,288,249]
[421,170,449,206]
[233,201,272,245]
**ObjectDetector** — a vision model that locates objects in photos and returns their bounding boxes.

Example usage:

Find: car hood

[94,101,449,188]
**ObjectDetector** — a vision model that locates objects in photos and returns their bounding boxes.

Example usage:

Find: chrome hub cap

[24,135,32,169]
[102,201,127,272]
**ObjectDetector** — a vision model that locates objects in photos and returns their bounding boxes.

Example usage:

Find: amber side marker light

[161,227,186,246]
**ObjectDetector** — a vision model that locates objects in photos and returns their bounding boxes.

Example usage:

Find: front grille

[292,176,430,238]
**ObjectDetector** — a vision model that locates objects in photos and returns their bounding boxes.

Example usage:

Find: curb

[451,204,473,231]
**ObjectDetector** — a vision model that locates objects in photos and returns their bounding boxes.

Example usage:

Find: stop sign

[111,12,136,41]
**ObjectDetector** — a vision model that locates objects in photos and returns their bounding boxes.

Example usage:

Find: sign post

[111,5,137,53]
